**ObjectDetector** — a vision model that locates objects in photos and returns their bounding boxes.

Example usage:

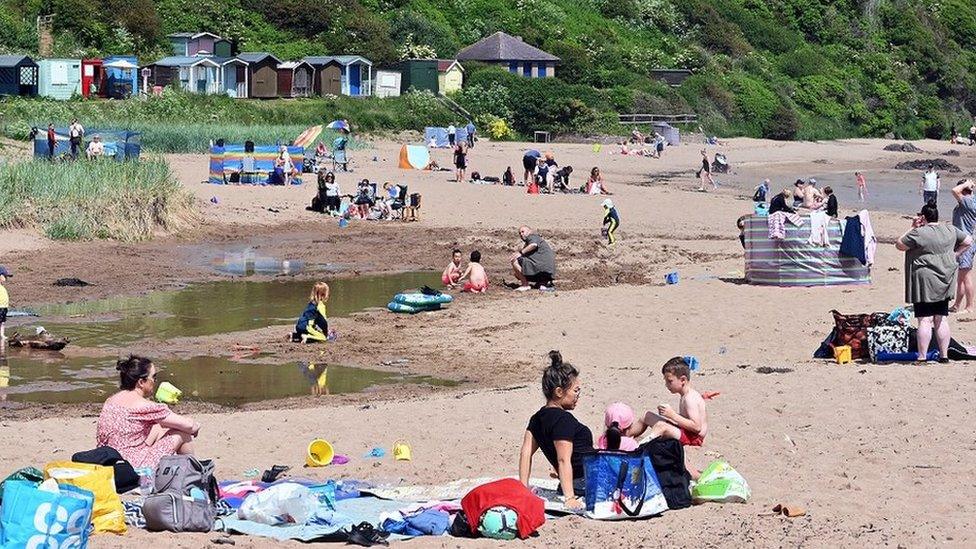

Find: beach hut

[456,31,559,78]
[213,57,248,98]
[437,59,463,94]
[142,56,221,95]
[374,70,401,98]
[743,214,871,286]
[398,59,438,94]
[38,58,82,100]
[237,53,281,98]
[304,57,343,97]
[0,55,39,97]
[169,32,233,58]
[81,58,104,97]
[276,60,313,98]
[104,56,139,98]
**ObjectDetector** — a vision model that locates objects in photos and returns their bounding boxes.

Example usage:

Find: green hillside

[3,0,976,140]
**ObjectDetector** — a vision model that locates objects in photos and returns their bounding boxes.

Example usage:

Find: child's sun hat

[604,402,635,429]
[601,198,614,210]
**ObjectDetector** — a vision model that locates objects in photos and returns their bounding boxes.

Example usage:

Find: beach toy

[592,143,602,153]
[665,272,679,285]
[753,202,769,216]
[365,447,386,458]
[155,381,183,404]
[331,455,350,465]
[833,345,852,364]
[683,356,700,371]
[306,439,335,467]
[478,506,519,540]
[338,218,349,228]
[392,440,412,461]
[394,293,453,306]
[210,196,219,204]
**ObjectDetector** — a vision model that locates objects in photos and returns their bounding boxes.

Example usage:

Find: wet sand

[2,137,976,547]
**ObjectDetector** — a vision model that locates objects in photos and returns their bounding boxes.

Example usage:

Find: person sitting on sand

[511,226,557,291]
[354,179,375,219]
[458,250,489,293]
[442,249,463,288]
[619,141,630,155]
[626,357,708,478]
[275,146,296,177]
[314,141,329,164]
[630,127,644,144]
[97,356,200,470]
[292,282,331,343]
[769,188,796,215]
[803,178,824,209]
[519,351,593,510]
[85,135,104,160]
[586,167,611,195]
[824,186,838,217]
[597,402,638,451]
[503,166,516,186]
[792,179,806,207]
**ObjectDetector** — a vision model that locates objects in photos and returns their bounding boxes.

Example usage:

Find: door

[323,65,341,96]
[349,64,360,95]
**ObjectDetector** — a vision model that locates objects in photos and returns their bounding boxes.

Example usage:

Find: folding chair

[391,185,408,220]
[403,192,421,222]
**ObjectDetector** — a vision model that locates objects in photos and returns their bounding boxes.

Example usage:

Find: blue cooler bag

[582,450,668,520]
[0,480,94,548]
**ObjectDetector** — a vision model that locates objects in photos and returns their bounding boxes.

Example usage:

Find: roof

[456,32,559,62]
[278,61,312,70]
[437,59,463,72]
[237,52,281,64]
[148,56,220,68]
[0,55,35,67]
[210,56,246,66]
[303,55,372,67]
[168,32,222,40]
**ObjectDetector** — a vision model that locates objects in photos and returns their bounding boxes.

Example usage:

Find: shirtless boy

[627,357,708,478]
[442,249,462,288]
[458,250,489,293]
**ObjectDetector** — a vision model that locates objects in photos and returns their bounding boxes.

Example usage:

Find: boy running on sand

[627,357,708,477]
[458,250,489,293]
[442,249,462,288]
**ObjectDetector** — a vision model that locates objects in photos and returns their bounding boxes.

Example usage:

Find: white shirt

[86,141,104,156]
[923,171,939,192]
[325,182,340,197]
[447,125,456,135]
[69,123,84,139]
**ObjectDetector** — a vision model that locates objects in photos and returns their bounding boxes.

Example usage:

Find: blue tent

[33,128,141,160]
[424,126,469,148]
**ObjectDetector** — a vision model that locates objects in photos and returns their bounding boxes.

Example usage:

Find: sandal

[347,522,390,547]
[260,465,291,483]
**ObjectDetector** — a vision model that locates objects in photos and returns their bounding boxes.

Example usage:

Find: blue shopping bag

[582,450,668,520]
[0,480,94,548]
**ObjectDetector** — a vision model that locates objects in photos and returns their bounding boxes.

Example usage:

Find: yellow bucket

[393,440,412,461]
[306,439,335,467]
[155,381,183,404]
[833,345,852,365]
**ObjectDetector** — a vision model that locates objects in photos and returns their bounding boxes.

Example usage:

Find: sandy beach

[2,136,976,548]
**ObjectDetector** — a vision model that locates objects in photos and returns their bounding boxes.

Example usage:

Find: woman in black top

[824,186,838,217]
[768,189,796,215]
[453,144,467,183]
[519,351,593,511]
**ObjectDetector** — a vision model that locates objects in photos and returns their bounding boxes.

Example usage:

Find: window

[509,62,518,73]
[522,63,531,77]
[538,64,547,77]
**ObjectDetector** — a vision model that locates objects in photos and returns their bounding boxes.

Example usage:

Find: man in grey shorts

[510,226,556,291]
[951,179,976,312]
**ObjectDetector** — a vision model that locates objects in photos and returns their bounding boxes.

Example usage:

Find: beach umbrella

[104,59,138,70]
[327,120,350,132]
[294,125,323,148]
[524,149,541,158]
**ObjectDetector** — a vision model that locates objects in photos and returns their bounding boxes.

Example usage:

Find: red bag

[460,478,544,539]
[527,182,539,194]
[830,310,888,359]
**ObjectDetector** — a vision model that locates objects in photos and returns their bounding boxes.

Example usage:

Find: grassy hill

[2,0,976,140]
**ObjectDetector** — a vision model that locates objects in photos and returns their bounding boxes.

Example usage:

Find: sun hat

[604,402,635,429]
[601,198,614,209]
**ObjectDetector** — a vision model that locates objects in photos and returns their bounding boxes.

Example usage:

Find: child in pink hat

[596,402,638,451]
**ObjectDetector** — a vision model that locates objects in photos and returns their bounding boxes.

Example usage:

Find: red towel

[460,478,545,539]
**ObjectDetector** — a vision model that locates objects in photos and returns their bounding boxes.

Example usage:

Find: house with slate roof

[456,32,559,78]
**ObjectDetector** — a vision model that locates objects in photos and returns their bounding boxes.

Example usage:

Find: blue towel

[382,509,449,536]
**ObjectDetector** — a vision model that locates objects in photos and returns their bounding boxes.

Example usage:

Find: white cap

[602,198,614,209]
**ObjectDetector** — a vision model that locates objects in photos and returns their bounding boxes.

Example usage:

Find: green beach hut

[38,58,82,100]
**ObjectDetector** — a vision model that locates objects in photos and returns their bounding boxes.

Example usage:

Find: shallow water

[27,271,441,348]
[0,353,452,406]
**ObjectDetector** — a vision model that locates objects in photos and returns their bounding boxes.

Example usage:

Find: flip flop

[261,465,291,483]
[772,503,806,518]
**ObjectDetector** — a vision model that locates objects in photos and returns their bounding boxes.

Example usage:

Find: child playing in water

[458,250,489,293]
[292,282,331,343]
[602,199,619,246]
[442,249,462,288]
[627,357,708,477]
[855,171,867,201]
[596,402,638,451]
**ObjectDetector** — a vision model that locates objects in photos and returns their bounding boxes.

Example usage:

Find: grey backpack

[142,455,218,532]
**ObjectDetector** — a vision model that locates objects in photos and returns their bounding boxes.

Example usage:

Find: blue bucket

[754,202,769,216]
[665,272,679,285]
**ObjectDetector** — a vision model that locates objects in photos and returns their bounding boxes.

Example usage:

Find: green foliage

[0,158,194,241]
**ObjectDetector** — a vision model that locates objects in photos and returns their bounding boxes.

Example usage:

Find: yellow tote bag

[44,461,127,534]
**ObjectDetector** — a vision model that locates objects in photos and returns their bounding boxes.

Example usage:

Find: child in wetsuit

[602,198,620,246]
[292,282,331,343]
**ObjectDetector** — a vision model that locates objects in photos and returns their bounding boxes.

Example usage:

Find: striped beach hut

[744,214,870,286]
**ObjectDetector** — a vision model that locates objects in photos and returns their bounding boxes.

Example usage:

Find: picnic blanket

[216,497,410,542]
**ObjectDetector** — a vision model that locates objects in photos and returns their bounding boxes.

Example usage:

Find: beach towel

[840,215,866,264]
[767,211,803,239]
[859,210,877,266]
[808,211,830,246]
